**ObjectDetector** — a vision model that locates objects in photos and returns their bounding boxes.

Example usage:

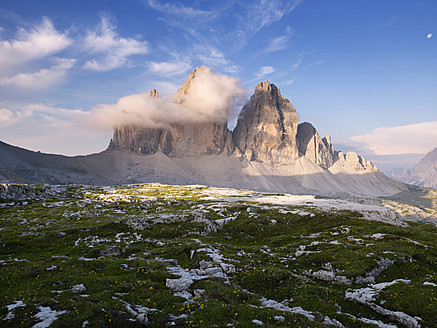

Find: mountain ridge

[0,67,406,197]
[392,147,437,189]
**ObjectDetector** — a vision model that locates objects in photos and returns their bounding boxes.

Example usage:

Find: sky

[0,0,436,175]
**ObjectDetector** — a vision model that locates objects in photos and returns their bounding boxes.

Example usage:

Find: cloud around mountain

[87,67,247,129]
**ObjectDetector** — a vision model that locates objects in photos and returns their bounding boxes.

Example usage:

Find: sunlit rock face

[297,122,337,169]
[232,81,299,163]
[108,68,379,175]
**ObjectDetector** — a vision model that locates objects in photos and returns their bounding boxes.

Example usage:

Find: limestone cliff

[232,81,299,163]
[296,122,337,169]
[109,68,234,157]
[108,69,379,178]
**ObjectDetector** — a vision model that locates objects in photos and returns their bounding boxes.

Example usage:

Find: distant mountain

[392,147,437,189]
[0,67,406,197]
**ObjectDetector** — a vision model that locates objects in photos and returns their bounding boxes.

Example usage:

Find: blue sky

[0,0,436,174]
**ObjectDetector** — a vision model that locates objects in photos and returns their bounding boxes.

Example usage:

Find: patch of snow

[71,284,87,293]
[252,319,264,325]
[346,280,421,328]
[32,306,67,328]
[372,279,411,291]
[78,257,98,261]
[358,317,397,328]
[323,316,345,327]
[371,233,386,240]
[260,297,315,321]
[347,236,364,243]
[423,281,437,287]
[3,300,26,320]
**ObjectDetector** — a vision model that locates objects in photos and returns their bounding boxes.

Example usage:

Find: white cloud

[284,78,296,86]
[350,121,437,155]
[83,16,148,71]
[87,66,247,129]
[264,35,289,54]
[256,66,276,78]
[263,27,293,54]
[0,58,75,89]
[0,102,110,155]
[148,61,192,76]
[0,17,71,75]
[223,65,241,74]
[243,1,302,44]
[192,45,230,67]
[0,108,13,123]
[147,0,211,18]
[147,0,302,66]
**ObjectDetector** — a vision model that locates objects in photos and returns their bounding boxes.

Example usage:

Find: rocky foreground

[1,183,436,327]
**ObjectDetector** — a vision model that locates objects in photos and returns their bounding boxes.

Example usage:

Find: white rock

[72,284,87,293]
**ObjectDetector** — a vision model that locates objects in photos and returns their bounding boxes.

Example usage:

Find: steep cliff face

[108,69,379,178]
[168,66,234,156]
[296,122,337,169]
[232,81,299,163]
[108,68,234,157]
[109,89,165,155]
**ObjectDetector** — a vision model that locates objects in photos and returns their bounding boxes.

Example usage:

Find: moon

[427,33,433,39]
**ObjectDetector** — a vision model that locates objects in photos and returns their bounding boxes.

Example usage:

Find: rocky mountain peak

[255,80,282,97]
[232,81,299,163]
[148,89,159,98]
[174,66,204,104]
[109,68,234,157]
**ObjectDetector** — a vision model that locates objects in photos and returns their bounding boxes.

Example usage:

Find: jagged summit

[174,66,204,103]
[255,80,282,95]
[109,67,234,157]
[232,80,299,163]
[148,89,159,98]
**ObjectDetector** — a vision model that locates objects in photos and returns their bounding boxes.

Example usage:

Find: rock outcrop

[393,147,437,189]
[329,151,377,174]
[109,68,234,157]
[297,122,377,173]
[232,81,299,163]
[297,122,337,169]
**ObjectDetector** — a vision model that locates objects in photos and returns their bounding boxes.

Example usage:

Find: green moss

[1,183,436,327]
